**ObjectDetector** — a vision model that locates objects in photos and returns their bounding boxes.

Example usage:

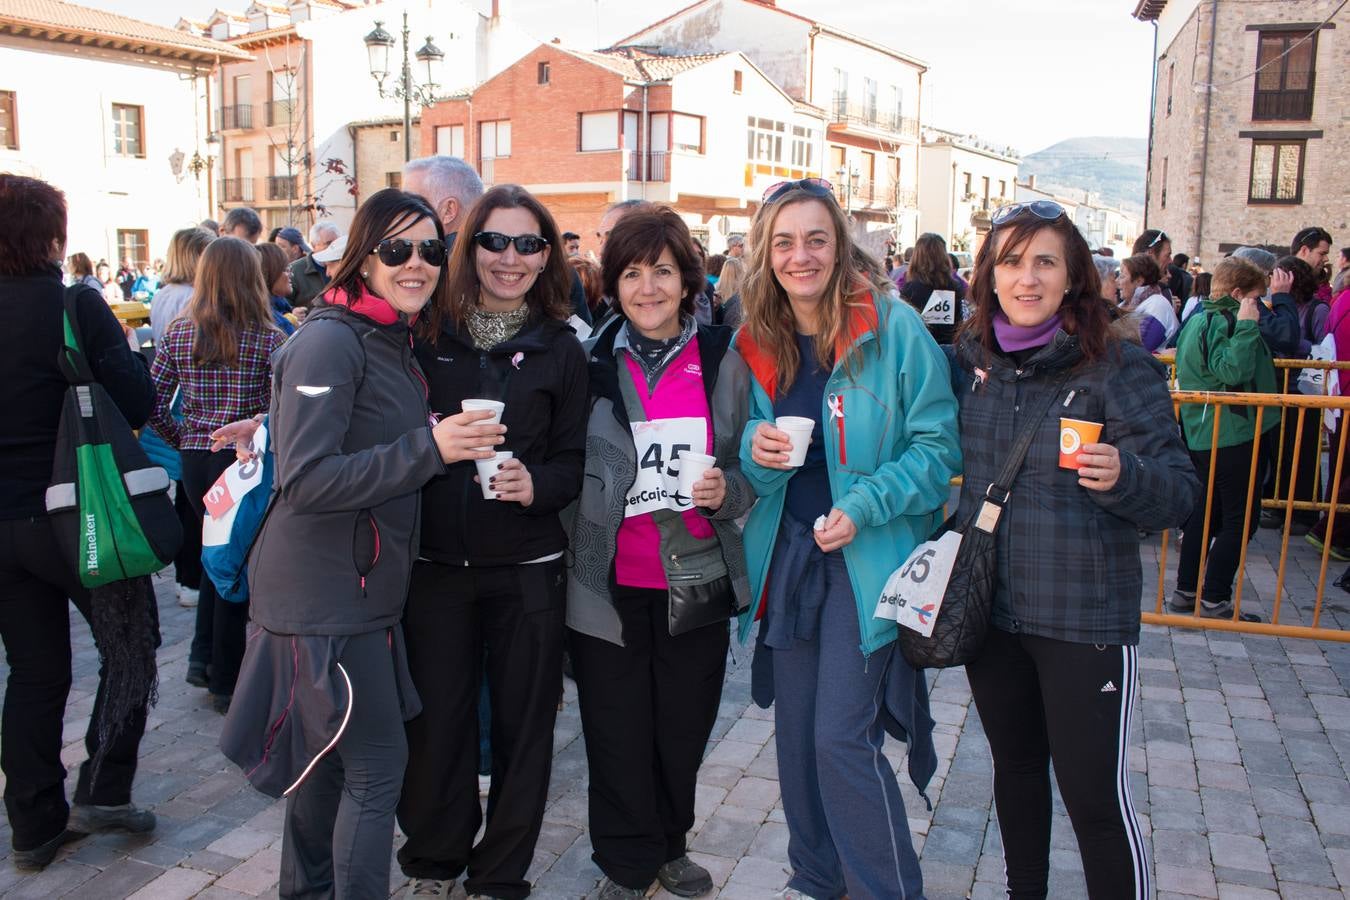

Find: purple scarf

[993,310,1063,352]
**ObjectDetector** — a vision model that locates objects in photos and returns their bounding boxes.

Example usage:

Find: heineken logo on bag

[84,513,99,575]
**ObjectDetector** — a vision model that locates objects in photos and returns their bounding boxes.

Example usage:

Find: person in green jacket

[1172,255,1276,620]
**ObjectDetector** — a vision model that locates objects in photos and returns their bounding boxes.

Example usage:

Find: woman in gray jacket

[567,205,754,900]
[218,189,505,899]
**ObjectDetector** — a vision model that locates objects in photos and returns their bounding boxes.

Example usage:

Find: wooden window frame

[1247,138,1306,205]
[1252,30,1317,121]
[111,103,145,158]
[116,229,149,269]
[0,90,16,150]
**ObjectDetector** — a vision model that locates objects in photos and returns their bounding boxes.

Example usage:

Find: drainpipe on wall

[1195,0,1218,260]
[1143,19,1158,227]
[641,81,649,200]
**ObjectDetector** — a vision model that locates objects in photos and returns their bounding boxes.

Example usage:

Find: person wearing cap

[273,226,310,264]
[291,232,345,310]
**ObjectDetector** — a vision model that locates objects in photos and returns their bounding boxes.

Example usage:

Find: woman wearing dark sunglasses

[396,184,589,899]
[219,189,506,899]
[952,200,1197,899]
[737,178,960,900]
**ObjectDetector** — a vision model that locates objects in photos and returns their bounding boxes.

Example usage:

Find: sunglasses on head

[1147,230,1170,249]
[373,238,448,267]
[762,177,835,204]
[990,200,1066,227]
[474,231,549,256]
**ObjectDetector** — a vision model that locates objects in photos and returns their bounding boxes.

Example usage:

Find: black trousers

[0,515,151,850]
[570,585,729,890]
[1176,439,1263,602]
[180,449,248,696]
[967,629,1150,900]
[172,480,202,590]
[397,558,565,899]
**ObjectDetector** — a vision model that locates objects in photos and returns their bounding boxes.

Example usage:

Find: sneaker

[1305,532,1350,561]
[657,855,713,897]
[177,585,199,608]
[11,830,80,871]
[772,889,820,900]
[1259,509,1283,530]
[186,661,208,688]
[1199,599,1262,623]
[1168,589,1196,613]
[596,878,648,899]
[67,803,155,835]
[409,879,453,897]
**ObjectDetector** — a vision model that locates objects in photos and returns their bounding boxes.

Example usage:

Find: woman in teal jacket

[735,179,961,900]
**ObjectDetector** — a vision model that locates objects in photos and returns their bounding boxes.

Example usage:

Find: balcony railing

[625,151,670,182]
[216,104,253,131]
[266,99,296,127]
[1253,86,1314,121]
[266,175,298,200]
[835,179,918,210]
[220,178,254,203]
[830,94,920,137]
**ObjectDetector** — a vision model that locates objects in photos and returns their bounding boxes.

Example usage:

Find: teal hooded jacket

[734,293,962,655]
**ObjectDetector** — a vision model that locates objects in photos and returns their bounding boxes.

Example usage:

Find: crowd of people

[1,157,1342,900]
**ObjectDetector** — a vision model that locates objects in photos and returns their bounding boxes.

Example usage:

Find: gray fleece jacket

[248,305,446,635]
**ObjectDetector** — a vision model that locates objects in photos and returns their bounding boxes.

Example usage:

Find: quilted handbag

[898,372,1071,669]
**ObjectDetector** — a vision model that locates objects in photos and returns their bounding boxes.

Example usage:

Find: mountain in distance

[1019,137,1146,214]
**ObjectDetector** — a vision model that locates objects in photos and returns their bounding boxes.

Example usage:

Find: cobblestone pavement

[1,523,1349,899]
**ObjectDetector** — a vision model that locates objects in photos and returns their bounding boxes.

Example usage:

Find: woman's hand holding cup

[751,422,794,470]
[433,409,505,464]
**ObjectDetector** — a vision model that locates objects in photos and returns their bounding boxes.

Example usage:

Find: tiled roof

[0,0,252,61]
[566,46,727,83]
[227,21,299,46]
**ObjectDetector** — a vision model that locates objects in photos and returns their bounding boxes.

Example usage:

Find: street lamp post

[363,12,445,163]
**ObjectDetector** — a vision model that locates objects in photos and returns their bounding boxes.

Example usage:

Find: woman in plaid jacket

[949,200,1198,899]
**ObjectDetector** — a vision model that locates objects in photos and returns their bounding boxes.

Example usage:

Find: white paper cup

[776,416,815,468]
[676,450,717,503]
[474,451,513,500]
[461,398,505,424]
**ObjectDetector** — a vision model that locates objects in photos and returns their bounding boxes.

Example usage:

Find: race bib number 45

[874,530,962,637]
[625,417,707,517]
[921,289,956,326]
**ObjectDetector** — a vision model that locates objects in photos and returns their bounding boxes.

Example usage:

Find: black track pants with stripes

[966,628,1150,900]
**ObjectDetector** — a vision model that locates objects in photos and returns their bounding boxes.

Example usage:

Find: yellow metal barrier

[1150,388,1350,641]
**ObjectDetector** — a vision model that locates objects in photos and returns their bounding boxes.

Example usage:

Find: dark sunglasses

[474,231,549,255]
[373,238,448,267]
[762,177,835,204]
[990,200,1066,227]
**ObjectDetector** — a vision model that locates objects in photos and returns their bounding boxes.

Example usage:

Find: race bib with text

[624,417,707,517]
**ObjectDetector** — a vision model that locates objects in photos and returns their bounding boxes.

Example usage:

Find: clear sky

[90,0,1156,155]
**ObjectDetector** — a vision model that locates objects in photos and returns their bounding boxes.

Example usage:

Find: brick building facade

[1134,0,1347,264]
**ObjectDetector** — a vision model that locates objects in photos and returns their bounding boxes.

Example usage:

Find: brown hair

[255,242,289,294]
[0,174,67,276]
[961,210,1111,362]
[1210,256,1267,300]
[1274,255,1317,303]
[600,204,704,318]
[188,236,277,366]
[569,256,602,314]
[742,188,893,392]
[908,232,953,289]
[1121,253,1162,288]
[439,184,571,332]
[67,252,93,278]
[326,188,451,333]
[162,227,214,286]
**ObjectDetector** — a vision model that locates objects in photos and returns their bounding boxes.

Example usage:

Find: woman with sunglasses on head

[566,204,753,900]
[396,184,588,900]
[219,189,505,899]
[738,178,961,900]
[954,200,1197,899]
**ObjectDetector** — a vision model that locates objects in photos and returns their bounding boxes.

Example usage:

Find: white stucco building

[0,0,249,267]
[918,128,1020,252]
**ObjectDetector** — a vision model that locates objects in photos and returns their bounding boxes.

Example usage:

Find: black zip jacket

[415,314,588,566]
[1,267,154,519]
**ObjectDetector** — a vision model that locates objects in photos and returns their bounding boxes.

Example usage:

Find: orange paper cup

[1059,418,1103,470]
